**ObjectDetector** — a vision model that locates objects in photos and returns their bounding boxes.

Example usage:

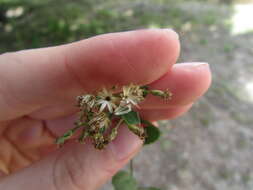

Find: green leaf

[121,111,140,125]
[142,120,161,145]
[139,187,161,190]
[112,171,138,190]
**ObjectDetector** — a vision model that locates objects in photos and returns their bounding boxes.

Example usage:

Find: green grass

[0,0,228,53]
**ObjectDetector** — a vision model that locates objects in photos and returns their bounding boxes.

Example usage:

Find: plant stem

[130,159,134,177]
[108,119,124,141]
[115,118,124,129]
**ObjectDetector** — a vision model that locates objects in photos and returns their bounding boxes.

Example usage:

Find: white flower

[114,101,132,115]
[121,84,144,107]
[96,88,118,113]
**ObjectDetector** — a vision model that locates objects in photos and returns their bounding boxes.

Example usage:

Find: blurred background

[0,0,253,189]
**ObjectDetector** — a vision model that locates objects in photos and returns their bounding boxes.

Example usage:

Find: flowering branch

[55,84,172,149]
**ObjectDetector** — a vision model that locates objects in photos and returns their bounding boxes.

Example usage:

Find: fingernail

[163,28,179,40]
[176,62,209,69]
[109,125,142,161]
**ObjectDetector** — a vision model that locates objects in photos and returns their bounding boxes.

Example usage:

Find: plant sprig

[55,84,171,149]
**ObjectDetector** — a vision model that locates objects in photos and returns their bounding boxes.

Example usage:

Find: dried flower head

[96,88,118,113]
[121,84,145,106]
[88,111,111,131]
[77,94,96,110]
[56,84,172,149]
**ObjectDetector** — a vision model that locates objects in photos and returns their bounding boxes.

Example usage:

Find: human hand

[0,29,211,190]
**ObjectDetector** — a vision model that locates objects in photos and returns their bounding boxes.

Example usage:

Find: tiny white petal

[108,104,113,113]
[99,101,107,112]
[114,104,132,115]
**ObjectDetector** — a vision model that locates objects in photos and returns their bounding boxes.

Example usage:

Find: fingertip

[165,62,211,105]
[173,62,212,100]
[141,62,211,108]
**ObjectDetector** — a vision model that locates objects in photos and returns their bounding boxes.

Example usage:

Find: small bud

[55,130,73,145]
[55,137,66,146]
[109,127,118,141]
[150,89,172,100]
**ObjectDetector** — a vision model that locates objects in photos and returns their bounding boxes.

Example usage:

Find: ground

[101,1,253,190]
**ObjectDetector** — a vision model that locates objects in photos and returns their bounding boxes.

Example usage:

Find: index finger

[0,29,180,121]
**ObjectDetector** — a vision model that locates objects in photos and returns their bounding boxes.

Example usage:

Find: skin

[0,29,211,190]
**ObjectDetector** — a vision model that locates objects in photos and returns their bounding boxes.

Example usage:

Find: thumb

[0,126,142,190]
